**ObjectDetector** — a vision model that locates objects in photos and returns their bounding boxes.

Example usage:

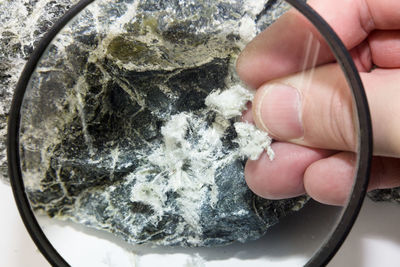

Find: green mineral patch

[107,35,151,62]
[106,15,238,70]
[124,15,159,35]
[162,22,207,47]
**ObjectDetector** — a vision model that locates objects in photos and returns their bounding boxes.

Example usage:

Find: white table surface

[2,180,400,267]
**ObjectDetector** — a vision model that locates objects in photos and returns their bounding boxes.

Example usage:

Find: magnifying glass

[8,0,372,266]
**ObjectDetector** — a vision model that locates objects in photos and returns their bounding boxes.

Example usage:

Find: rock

[0,0,80,180]
[4,0,395,249]
[368,188,400,204]
[16,0,311,247]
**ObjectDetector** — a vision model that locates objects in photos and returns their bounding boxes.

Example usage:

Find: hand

[237,0,400,205]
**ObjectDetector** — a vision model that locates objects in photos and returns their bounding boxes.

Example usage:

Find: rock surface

[368,188,400,204]
[0,0,80,180]
[2,0,396,248]
[14,0,312,247]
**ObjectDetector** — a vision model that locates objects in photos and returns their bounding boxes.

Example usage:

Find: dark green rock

[17,0,310,247]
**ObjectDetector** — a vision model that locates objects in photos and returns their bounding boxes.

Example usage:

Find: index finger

[237,0,400,89]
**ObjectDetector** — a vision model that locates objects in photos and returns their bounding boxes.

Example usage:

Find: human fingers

[244,142,334,199]
[304,153,400,205]
[350,30,400,71]
[237,0,400,89]
[251,64,400,157]
[368,30,400,68]
[245,143,400,205]
[303,152,356,205]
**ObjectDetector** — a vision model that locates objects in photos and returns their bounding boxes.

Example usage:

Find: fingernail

[255,83,303,140]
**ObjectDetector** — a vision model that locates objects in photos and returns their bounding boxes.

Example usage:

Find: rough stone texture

[368,188,400,204]
[2,0,397,249]
[0,0,286,182]
[0,0,80,180]
[14,0,313,247]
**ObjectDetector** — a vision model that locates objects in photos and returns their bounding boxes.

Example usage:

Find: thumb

[252,64,400,157]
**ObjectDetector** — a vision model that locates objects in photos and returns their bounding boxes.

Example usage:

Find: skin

[236,0,400,205]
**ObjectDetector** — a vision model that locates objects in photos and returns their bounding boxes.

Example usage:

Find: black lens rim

[284,0,372,265]
[7,1,95,266]
[7,0,372,266]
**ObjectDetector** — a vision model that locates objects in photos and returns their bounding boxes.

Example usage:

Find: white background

[2,180,400,267]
